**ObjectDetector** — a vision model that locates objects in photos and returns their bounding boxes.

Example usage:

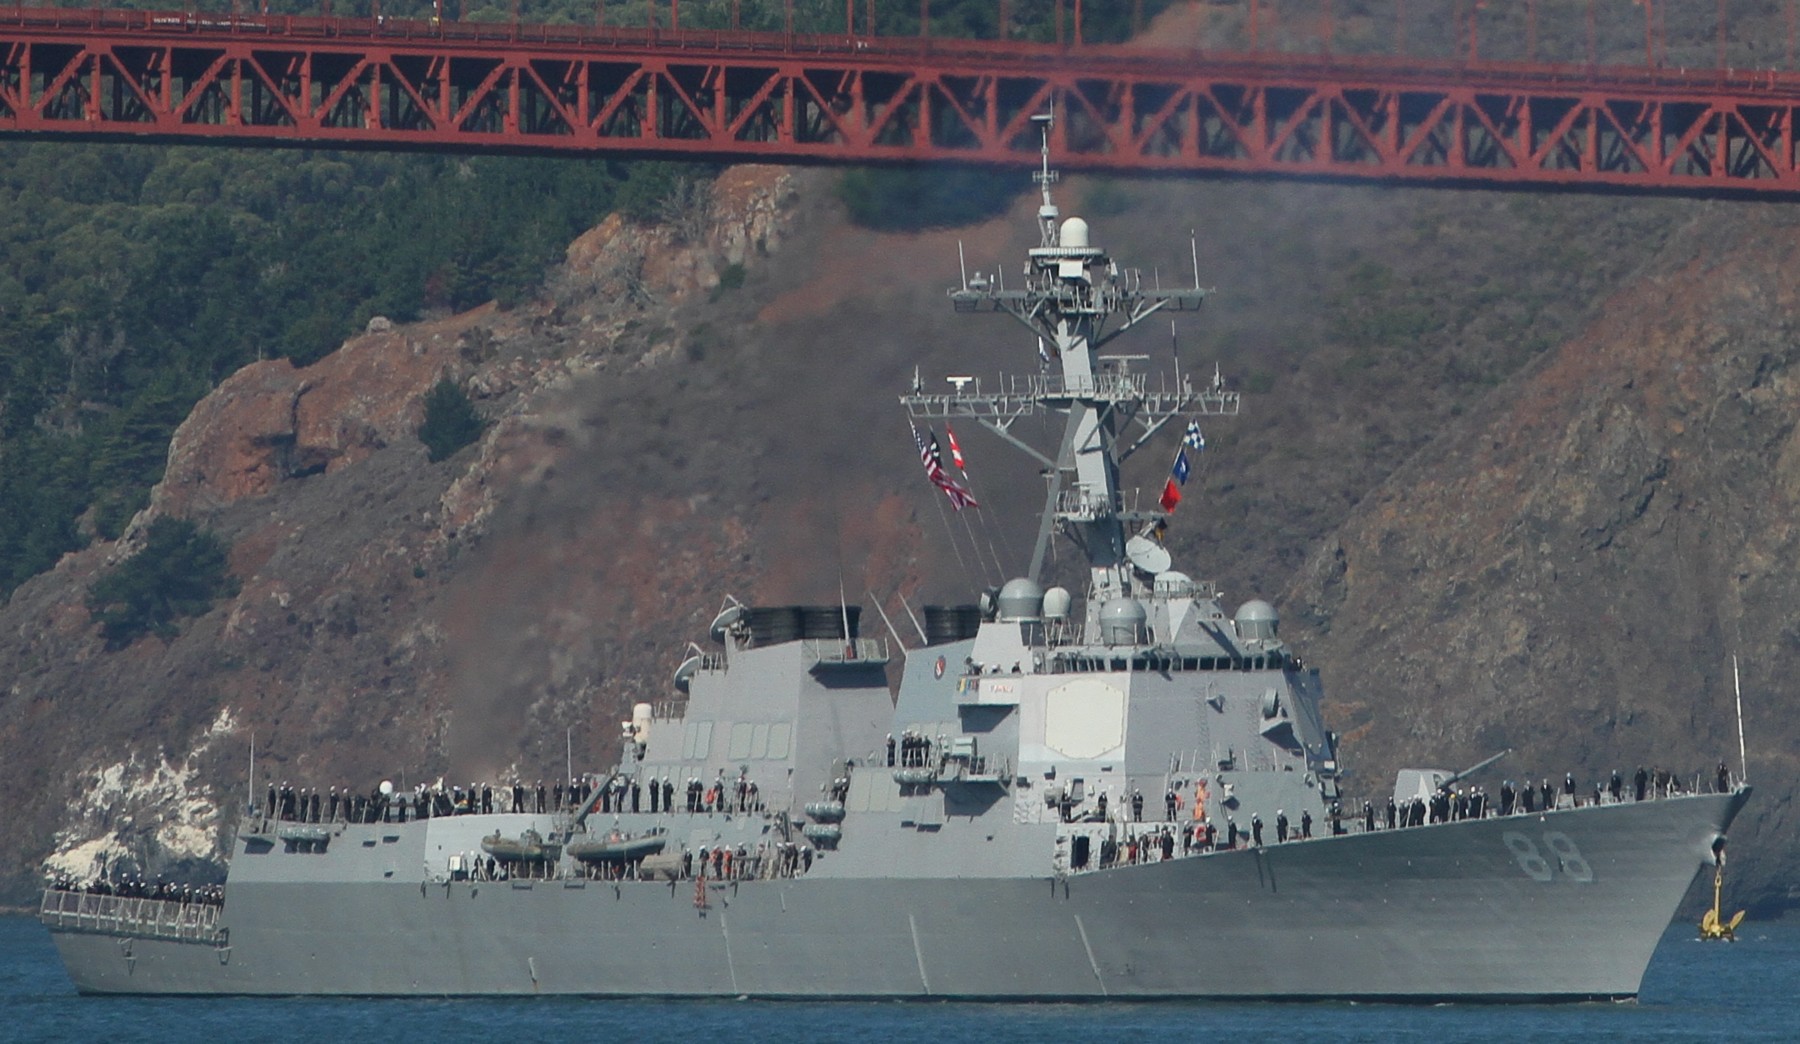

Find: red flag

[1158,478,1182,513]
[946,423,966,471]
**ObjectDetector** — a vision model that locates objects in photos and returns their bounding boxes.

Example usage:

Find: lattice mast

[904,110,1237,639]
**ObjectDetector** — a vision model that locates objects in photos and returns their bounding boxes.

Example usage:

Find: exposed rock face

[0,165,815,897]
[3,160,1797,920]
[1288,226,1800,909]
[152,318,478,516]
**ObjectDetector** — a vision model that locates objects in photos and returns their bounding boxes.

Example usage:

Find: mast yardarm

[904,109,1235,636]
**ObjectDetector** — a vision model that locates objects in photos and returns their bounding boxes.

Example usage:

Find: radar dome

[996,577,1045,621]
[1042,586,1072,620]
[1099,597,1147,646]
[1235,599,1279,640]
[1060,216,1091,249]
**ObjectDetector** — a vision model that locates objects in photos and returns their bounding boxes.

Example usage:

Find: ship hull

[46,790,1744,999]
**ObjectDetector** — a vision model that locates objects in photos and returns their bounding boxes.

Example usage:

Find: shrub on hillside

[86,517,238,648]
[418,378,485,462]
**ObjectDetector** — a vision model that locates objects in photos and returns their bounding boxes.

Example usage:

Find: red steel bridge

[10,2,1800,194]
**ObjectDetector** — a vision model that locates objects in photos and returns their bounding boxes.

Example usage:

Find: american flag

[913,424,977,508]
[913,424,943,481]
[934,473,980,510]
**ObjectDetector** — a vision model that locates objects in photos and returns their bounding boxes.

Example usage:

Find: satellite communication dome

[708,602,745,643]
[1061,216,1091,249]
[379,780,394,796]
[1042,586,1072,620]
[1099,597,1148,646]
[673,654,703,694]
[996,577,1045,621]
[1125,533,1172,576]
[1235,599,1279,640]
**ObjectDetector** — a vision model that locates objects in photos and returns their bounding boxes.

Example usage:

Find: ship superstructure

[41,115,1748,1001]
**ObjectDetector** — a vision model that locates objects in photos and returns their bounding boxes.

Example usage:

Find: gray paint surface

[47,792,1743,997]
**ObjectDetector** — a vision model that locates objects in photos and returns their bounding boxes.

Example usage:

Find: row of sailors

[1082,830,1180,869]
[1358,763,1737,834]
[453,842,817,884]
[681,775,765,814]
[685,841,814,880]
[268,779,591,823]
[1065,760,1733,857]
[266,772,772,825]
[47,875,224,908]
[1063,759,1735,869]
[1060,788,1157,824]
[887,731,937,768]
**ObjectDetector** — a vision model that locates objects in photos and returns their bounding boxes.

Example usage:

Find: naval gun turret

[1392,749,1511,806]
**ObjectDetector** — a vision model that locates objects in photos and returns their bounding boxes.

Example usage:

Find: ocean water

[3,914,1794,1043]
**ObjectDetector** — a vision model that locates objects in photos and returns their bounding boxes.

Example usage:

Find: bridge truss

[8,7,1800,194]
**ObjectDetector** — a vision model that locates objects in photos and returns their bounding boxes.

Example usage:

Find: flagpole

[949,424,1017,578]
[896,592,929,644]
[866,591,911,650]
[914,422,977,583]
[1171,318,1180,389]
[1733,655,1748,784]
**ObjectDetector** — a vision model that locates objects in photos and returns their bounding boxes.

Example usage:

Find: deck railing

[38,890,224,945]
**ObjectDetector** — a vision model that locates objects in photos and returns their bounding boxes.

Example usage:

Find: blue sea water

[2,913,1795,1044]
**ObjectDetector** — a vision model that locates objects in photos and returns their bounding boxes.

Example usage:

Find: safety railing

[38,890,224,945]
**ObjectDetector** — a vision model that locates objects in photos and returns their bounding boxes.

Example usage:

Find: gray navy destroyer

[42,117,1750,1000]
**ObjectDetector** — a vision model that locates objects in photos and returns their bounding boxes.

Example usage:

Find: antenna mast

[910,103,1232,624]
[1733,655,1748,784]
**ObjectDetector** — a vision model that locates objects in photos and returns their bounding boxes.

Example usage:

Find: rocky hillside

[2,150,1794,915]
[1288,214,1800,910]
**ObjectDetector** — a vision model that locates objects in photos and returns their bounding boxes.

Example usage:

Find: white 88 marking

[1541,831,1594,882]
[1502,831,1593,883]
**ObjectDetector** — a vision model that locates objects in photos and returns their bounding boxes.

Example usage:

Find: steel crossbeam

[8,7,1800,194]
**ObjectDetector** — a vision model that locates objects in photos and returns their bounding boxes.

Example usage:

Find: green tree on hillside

[418,378,486,462]
[86,517,238,648]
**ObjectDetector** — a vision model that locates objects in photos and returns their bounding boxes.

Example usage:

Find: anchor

[1698,838,1745,942]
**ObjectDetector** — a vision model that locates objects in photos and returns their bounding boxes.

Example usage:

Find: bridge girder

[5,8,1800,194]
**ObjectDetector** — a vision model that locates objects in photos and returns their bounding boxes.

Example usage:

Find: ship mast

[903,109,1235,637]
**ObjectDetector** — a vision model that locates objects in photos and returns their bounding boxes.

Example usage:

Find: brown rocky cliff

[1289,220,1800,908]
[0,166,822,896]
